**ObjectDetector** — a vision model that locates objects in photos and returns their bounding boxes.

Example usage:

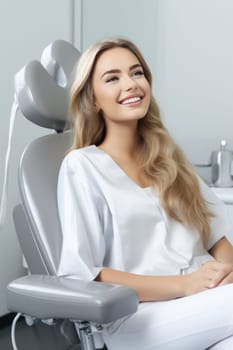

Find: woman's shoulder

[63,145,97,163]
[60,145,102,175]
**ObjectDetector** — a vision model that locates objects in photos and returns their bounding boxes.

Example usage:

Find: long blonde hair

[69,37,213,246]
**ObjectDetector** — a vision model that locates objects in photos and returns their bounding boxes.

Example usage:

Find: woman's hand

[183,260,233,296]
[203,260,233,286]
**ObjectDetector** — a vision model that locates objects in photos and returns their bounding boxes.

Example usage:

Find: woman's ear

[94,101,101,113]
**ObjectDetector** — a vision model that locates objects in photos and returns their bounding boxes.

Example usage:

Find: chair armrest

[7,275,138,324]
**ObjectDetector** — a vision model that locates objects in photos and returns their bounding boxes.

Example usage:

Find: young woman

[57,37,233,349]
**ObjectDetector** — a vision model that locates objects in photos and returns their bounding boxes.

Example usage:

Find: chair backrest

[15,132,72,275]
[12,39,80,275]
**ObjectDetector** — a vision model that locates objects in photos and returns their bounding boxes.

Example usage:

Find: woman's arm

[208,236,233,286]
[209,236,233,264]
[96,268,186,302]
[95,265,226,302]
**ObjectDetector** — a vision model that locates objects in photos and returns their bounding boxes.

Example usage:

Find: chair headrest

[15,40,80,132]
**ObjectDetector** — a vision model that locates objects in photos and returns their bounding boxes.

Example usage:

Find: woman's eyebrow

[130,63,142,71]
[101,69,121,79]
[100,64,142,79]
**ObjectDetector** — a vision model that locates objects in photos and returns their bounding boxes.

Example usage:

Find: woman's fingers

[218,272,233,286]
[207,269,228,288]
[201,261,233,287]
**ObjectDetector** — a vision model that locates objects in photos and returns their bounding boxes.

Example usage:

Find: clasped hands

[184,260,233,296]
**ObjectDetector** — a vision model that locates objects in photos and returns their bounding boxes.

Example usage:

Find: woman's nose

[122,75,138,91]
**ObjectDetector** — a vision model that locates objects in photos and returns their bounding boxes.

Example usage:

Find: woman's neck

[99,122,139,160]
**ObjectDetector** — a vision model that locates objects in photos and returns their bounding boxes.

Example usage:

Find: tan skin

[92,47,233,302]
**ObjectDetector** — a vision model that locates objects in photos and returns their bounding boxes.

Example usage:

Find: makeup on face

[92,47,151,124]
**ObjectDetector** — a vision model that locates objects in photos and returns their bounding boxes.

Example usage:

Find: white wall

[153,0,233,165]
[79,0,159,87]
[0,0,73,316]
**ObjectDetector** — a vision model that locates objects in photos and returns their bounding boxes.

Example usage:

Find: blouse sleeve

[57,153,106,281]
[198,177,232,250]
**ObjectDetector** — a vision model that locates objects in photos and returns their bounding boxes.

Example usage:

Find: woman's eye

[106,76,119,83]
[133,70,144,77]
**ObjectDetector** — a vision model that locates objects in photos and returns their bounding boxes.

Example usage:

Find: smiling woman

[92,47,151,127]
[57,37,233,349]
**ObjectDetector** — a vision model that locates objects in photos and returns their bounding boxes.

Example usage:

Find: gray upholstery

[7,275,138,323]
[15,61,69,131]
[15,40,80,132]
[13,205,49,275]
[18,131,72,274]
[41,39,80,83]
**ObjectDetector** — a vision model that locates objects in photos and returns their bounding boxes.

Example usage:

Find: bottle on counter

[211,140,233,187]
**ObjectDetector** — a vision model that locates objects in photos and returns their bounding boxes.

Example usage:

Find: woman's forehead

[93,47,140,76]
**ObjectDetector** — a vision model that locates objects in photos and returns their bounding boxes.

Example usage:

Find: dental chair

[6,40,138,350]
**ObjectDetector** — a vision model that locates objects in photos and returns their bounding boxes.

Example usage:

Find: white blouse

[57,145,231,280]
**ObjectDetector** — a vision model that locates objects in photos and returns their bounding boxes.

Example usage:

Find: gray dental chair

[6,40,138,350]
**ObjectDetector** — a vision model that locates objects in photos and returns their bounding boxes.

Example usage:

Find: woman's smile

[118,94,144,106]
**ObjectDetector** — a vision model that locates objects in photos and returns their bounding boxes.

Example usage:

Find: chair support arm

[7,274,138,324]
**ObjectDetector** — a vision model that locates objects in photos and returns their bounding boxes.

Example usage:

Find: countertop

[209,186,233,204]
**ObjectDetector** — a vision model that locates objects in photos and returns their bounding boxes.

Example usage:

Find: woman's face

[92,47,151,126]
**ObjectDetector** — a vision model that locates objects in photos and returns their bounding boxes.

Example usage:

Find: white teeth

[121,96,141,105]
